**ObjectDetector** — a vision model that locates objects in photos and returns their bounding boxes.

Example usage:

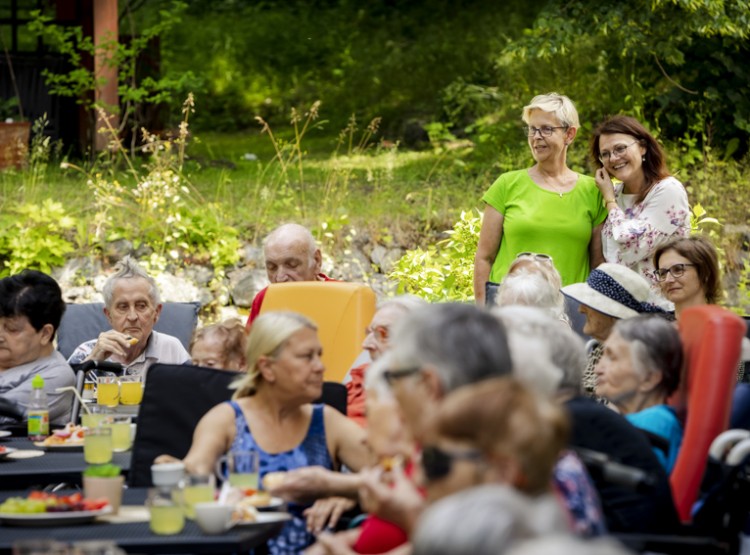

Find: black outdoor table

[0,438,132,490]
[0,488,282,554]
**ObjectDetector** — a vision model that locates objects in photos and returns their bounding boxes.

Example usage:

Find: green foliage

[0,199,75,277]
[83,463,121,478]
[28,2,199,150]
[390,210,481,302]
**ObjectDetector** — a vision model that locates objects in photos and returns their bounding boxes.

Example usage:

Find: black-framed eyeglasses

[599,140,639,163]
[382,366,422,386]
[655,263,696,281]
[421,445,484,482]
[523,125,568,138]
[515,252,553,262]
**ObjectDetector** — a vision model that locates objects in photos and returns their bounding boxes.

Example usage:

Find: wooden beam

[93,0,118,151]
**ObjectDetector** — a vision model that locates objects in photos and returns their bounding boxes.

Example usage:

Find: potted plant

[83,463,124,514]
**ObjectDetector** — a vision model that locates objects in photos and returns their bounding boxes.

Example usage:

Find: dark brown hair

[433,377,568,496]
[653,235,722,304]
[590,115,670,205]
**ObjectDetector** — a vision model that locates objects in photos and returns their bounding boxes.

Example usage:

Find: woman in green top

[474,93,607,304]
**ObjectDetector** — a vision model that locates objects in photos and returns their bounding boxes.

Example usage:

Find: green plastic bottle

[27,375,49,441]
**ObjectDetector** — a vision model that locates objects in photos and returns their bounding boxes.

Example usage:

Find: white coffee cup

[151,462,185,488]
[194,502,235,535]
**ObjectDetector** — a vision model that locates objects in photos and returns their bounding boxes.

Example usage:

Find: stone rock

[370,245,404,274]
[62,285,100,304]
[240,244,265,268]
[154,273,206,304]
[184,265,214,287]
[228,267,267,308]
[53,257,103,289]
[336,247,373,282]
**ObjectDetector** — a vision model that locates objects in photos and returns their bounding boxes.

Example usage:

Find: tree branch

[653,54,699,95]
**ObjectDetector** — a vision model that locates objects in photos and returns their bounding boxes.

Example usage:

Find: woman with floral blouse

[591,115,690,307]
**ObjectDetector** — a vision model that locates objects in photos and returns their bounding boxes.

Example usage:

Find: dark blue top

[228,401,333,554]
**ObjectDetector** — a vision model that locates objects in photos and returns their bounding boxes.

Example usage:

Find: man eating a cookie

[67,257,189,376]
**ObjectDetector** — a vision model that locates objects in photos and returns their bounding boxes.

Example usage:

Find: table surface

[0,437,132,490]
[0,488,282,554]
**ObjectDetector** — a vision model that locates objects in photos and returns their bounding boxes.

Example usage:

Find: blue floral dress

[228,401,333,554]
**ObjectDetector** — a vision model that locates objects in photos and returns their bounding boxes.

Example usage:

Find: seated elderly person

[346,295,426,427]
[595,315,683,472]
[305,303,514,555]
[158,311,369,554]
[561,263,665,395]
[493,306,680,534]
[0,270,74,426]
[189,318,247,371]
[67,257,189,375]
[246,223,336,327]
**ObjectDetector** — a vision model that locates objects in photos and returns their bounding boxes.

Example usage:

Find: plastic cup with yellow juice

[148,488,185,535]
[96,376,119,407]
[119,375,144,405]
[81,405,111,429]
[107,415,132,452]
[183,474,215,519]
[84,427,113,464]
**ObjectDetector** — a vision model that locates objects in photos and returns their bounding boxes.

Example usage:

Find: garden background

[1,0,749,317]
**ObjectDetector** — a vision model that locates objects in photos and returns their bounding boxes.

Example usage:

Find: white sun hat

[561,263,664,319]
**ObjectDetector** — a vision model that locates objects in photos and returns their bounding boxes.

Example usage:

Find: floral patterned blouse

[602,176,690,303]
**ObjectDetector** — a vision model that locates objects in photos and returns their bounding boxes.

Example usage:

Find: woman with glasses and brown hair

[189,318,248,371]
[592,115,690,305]
[474,93,608,304]
[652,235,721,319]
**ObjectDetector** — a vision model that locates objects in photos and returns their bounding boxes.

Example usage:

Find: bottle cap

[32,375,45,389]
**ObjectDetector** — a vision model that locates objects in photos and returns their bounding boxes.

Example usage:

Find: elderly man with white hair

[246,223,336,327]
[68,257,189,376]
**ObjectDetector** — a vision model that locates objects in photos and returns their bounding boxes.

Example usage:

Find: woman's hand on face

[595,167,615,199]
[303,496,357,534]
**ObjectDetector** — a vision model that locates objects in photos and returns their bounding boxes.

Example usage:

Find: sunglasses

[515,252,553,263]
[421,445,484,482]
[655,263,696,281]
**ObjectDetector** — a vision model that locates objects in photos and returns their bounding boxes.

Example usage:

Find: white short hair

[522,92,580,128]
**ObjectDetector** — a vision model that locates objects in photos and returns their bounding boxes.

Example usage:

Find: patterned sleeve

[67,340,96,364]
[605,178,690,267]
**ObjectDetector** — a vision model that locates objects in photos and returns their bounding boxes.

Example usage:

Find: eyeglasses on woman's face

[421,445,484,482]
[655,263,696,281]
[598,140,639,163]
[523,125,568,138]
[515,252,553,263]
[382,366,422,386]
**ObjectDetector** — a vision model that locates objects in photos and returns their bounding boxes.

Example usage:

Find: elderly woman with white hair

[493,305,681,535]
[474,92,607,305]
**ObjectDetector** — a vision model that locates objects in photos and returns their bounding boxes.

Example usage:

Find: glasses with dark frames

[421,445,484,482]
[382,366,422,386]
[655,263,696,281]
[523,125,568,138]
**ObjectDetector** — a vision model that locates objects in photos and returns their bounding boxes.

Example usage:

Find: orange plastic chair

[259,282,376,382]
[669,305,747,522]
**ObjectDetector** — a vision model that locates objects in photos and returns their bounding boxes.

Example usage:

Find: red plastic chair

[669,305,747,522]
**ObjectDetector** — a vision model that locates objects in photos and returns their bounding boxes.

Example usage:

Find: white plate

[258,497,285,511]
[0,506,112,527]
[0,431,11,438]
[0,446,16,460]
[233,511,291,528]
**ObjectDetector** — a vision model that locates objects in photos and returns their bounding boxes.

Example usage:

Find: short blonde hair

[522,93,580,129]
[230,311,317,399]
